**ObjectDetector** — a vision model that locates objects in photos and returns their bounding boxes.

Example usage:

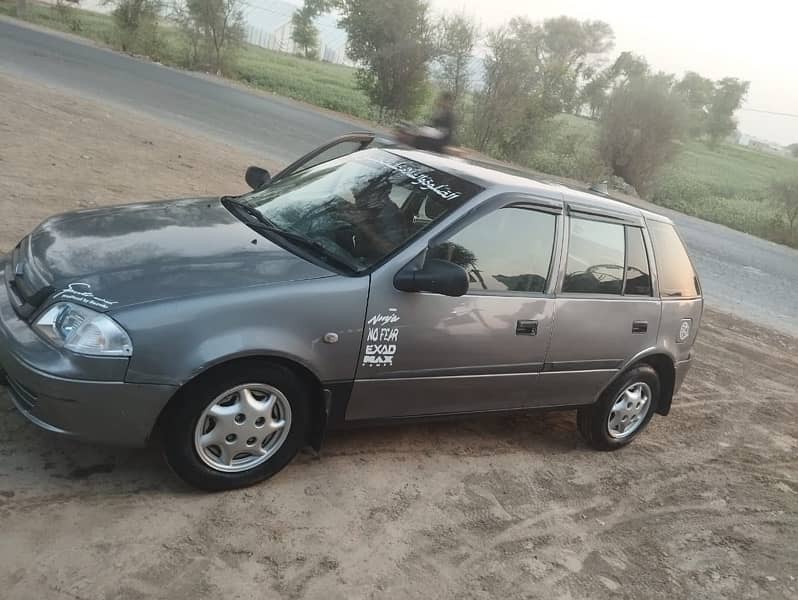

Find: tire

[162,361,309,491]
[577,364,660,451]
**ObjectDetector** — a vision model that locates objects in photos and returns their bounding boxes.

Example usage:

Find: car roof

[387,148,671,225]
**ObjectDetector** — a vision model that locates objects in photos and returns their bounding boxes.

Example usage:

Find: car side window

[562,218,625,294]
[624,227,653,295]
[428,207,556,294]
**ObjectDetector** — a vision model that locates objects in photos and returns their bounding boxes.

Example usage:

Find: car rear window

[647,220,700,298]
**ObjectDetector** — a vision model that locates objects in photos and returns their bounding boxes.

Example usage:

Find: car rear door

[542,208,661,406]
[345,195,564,422]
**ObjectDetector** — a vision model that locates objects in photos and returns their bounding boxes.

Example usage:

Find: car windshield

[238,149,482,273]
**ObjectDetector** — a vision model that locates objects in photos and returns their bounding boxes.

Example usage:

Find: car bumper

[0,262,176,447]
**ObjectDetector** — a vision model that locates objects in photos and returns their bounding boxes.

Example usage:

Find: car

[0,133,703,490]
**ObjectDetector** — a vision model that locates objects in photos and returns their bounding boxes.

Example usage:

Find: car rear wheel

[162,361,309,491]
[577,364,659,451]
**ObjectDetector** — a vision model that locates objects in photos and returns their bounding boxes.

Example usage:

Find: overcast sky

[432,0,798,145]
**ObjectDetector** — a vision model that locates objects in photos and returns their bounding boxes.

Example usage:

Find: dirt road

[1,75,796,599]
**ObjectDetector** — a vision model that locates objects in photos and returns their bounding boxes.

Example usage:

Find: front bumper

[0,261,176,447]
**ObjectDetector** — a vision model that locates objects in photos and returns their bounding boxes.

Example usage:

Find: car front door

[345,196,564,422]
[541,211,662,406]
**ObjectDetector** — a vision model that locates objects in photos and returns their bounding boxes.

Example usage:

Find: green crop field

[3,0,796,247]
[233,47,371,119]
[530,114,797,247]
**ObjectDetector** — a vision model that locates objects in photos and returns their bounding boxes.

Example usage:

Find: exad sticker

[363,308,400,367]
[52,282,118,310]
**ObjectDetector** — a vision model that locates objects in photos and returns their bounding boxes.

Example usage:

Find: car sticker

[363,308,400,367]
[52,282,118,310]
[364,158,463,201]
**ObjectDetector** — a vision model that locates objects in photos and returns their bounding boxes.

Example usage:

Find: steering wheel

[586,264,623,282]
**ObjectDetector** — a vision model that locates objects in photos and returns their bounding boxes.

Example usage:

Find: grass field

[3,1,796,247]
[0,1,372,119]
[653,142,796,244]
[528,114,797,247]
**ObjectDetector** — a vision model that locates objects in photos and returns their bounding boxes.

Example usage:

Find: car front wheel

[577,364,660,451]
[162,361,309,491]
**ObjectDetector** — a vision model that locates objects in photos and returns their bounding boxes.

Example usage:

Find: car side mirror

[394,258,469,297]
[245,166,271,190]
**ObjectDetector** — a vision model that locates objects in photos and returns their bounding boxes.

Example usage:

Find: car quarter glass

[428,207,556,294]
[647,220,700,298]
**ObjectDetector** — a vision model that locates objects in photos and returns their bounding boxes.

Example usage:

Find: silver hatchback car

[0,134,702,490]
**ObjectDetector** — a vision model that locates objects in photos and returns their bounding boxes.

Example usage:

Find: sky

[432,0,798,145]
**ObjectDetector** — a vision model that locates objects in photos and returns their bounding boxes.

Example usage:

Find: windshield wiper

[222,197,357,274]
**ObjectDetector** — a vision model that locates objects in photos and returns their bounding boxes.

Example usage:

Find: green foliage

[290,4,319,60]
[539,16,614,113]
[469,16,613,157]
[528,116,609,183]
[233,46,372,117]
[183,0,245,74]
[435,12,478,106]
[599,74,688,196]
[338,0,435,120]
[651,141,797,246]
[108,0,161,54]
[674,71,714,137]
[706,77,749,146]
[770,177,798,241]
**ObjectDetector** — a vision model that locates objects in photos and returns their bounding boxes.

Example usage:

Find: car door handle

[632,320,648,333]
[516,320,538,336]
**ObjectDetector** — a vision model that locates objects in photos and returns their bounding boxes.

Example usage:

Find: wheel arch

[596,349,676,416]
[150,353,328,449]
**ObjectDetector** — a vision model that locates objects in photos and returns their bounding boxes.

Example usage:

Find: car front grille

[6,374,38,412]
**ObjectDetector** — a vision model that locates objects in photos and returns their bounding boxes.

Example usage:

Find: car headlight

[34,302,133,357]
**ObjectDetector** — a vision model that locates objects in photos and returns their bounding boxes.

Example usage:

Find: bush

[109,0,161,54]
[599,75,687,197]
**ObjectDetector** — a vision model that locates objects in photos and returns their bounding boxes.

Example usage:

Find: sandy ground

[0,74,797,599]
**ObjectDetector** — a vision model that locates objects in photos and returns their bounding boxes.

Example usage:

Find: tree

[291,4,320,60]
[16,0,27,18]
[435,12,479,106]
[674,71,714,137]
[338,0,436,119]
[107,0,161,53]
[599,74,688,196]
[772,178,798,242]
[468,16,612,158]
[607,51,649,83]
[579,69,610,119]
[706,77,749,147]
[787,143,798,158]
[186,0,245,74]
[469,18,548,156]
[173,0,203,67]
[539,16,614,113]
